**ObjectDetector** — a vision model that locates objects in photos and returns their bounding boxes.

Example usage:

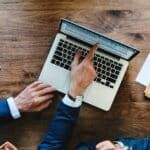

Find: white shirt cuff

[62,94,82,108]
[7,97,21,119]
[115,141,129,150]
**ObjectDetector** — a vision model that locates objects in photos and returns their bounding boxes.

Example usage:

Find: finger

[5,145,17,150]
[96,141,115,149]
[71,51,82,67]
[36,100,52,111]
[85,43,99,62]
[144,85,150,93]
[35,94,54,104]
[96,145,115,150]
[37,87,56,96]
[0,143,5,148]
[4,142,17,150]
[28,81,43,88]
[34,83,54,91]
[0,142,11,149]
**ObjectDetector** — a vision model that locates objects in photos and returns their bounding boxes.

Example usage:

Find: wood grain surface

[0,0,150,149]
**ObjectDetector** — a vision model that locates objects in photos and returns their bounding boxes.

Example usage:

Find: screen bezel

[59,18,139,61]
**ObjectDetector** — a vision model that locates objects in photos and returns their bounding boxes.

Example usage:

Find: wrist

[14,97,23,112]
[69,88,83,98]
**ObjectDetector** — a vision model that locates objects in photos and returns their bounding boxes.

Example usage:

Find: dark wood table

[0,0,150,149]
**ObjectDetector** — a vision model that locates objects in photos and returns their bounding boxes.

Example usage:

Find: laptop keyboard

[51,39,123,88]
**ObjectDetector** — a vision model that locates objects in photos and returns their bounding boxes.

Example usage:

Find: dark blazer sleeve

[117,137,150,150]
[38,101,80,150]
[0,99,12,119]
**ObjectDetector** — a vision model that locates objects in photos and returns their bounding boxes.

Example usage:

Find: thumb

[71,51,81,67]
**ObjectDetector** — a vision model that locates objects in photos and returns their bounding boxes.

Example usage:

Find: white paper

[136,53,150,86]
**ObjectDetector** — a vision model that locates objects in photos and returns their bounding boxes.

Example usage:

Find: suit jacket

[77,138,150,150]
[0,99,12,120]
[1,98,149,150]
[38,101,80,150]
[38,101,150,150]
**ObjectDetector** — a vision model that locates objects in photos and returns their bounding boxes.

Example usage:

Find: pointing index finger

[85,43,99,62]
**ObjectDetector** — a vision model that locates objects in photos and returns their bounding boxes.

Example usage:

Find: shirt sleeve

[7,97,21,119]
[62,94,82,108]
[115,141,129,150]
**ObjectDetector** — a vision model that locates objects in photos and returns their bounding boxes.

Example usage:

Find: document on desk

[136,53,150,86]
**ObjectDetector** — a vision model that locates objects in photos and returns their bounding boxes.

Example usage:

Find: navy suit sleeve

[118,137,150,150]
[0,99,12,119]
[38,101,80,150]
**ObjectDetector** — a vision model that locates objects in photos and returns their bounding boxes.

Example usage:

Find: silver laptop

[39,19,139,111]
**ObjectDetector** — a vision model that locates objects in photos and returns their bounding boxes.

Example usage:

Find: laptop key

[107,77,116,83]
[97,78,101,83]
[107,67,111,71]
[54,54,62,61]
[105,81,110,86]
[110,85,113,88]
[60,63,64,67]
[111,74,117,79]
[102,60,106,64]
[51,59,55,64]
[102,65,106,70]
[111,69,115,73]
[56,51,62,57]
[115,70,120,75]
[106,72,110,76]
[60,39,64,42]
[111,64,115,68]
[64,64,70,70]
[56,61,60,66]
[115,66,122,71]
[63,44,67,48]
[98,63,102,68]
[63,58,67,63]
[102,75,106,79]
[119,63,123,67]
[57,46,63,51]
[102,70,105,74]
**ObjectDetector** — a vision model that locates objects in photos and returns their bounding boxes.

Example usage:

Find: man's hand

[69,44,98,98]
[14,81,56,112]
[96,140,124,150]
[0,141,17,150]
[144,84,150,98]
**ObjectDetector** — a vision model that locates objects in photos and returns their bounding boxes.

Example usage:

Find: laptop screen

[60,19,139,60]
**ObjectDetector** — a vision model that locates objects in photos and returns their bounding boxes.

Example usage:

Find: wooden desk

[0,0,150,149]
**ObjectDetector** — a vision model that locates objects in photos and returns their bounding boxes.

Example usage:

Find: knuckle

[105,140,111,144]
[30,91,36,97]
[37,109,41,112]
[33,97,38,103]
[35,109,40,112]
[30,92,34,97]
[5,141,10,144]
[83,62,88,67]
[38,107,43,112]
[33,81,37,84]
[28,88,33,93]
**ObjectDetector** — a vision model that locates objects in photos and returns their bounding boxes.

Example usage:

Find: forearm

[38,95,81,150]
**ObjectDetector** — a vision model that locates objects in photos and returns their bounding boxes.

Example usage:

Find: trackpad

[39,64,67,91]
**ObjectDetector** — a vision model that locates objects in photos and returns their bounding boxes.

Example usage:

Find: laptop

[39,19,139,111]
